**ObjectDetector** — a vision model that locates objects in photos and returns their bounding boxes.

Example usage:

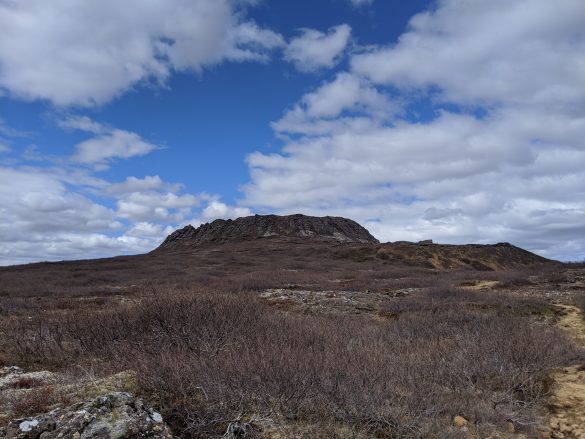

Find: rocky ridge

[156,214,379,250]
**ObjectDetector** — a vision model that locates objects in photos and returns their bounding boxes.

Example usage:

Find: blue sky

[1,0,585,264]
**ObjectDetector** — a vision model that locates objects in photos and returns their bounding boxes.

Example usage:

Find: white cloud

[0,111,258,265]
[351,0,585,108]
[285,24,352,72]
[0,116,250,265]
[0,142,10,153]
[223,22,285,62]
[0,231,161,266]
[127,222,174,239]
[0,164,247,265]
[106,175,182,196]
[201,200,252,221]
[0,0,283,106]
[117,191,200,222]
[298,72,391,119]
[58,115,159,165]
[105,174,202,223]
[243,0,585,261]
[58,115,106,134]
[272,73,394,135]
[0,167,120,240]
[73,130,159,165]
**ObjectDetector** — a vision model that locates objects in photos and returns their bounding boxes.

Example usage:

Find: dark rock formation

[157,214,379,250]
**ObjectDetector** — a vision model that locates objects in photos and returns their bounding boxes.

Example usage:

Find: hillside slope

[0,215,554,296]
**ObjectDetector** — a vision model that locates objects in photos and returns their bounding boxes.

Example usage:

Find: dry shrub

[575,293,585,317]
[10,376,44,389]
[11,386,56,418]
[6,287,575,438]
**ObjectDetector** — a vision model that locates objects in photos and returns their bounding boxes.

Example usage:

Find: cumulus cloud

[106,175,183,196]
[243,0,585,261]
[285,24,352,72]
[272,72,394,135]
[0,167,118,234]
[223,22,285,62]
[201,200,252,221]
[73,130,159,165]
[0,0,283,106]
[351,0,585,107]
[58,115,106,134]
[0,164,248,265]
[58,115,160,165]
[116,191,200,222]
[126,222,174,239]
[0,166,128,265]
[0,110,257,265]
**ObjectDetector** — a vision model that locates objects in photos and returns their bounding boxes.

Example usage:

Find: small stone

[453,415,468,428]
[150,412,163,423]
[506,421,515,433]
[19,419,39,432]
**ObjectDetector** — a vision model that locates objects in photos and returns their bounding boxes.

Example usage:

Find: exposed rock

[0,367,56,391]
[0,392,172,439]
[156,214,379,250]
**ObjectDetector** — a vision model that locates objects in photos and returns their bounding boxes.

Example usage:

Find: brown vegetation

[0,236,582,437]
[1,284,581,437]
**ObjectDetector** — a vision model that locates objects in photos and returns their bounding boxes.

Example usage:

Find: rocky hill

[370,241,551,270]
[156,214,379,250]
[0,215,556,297]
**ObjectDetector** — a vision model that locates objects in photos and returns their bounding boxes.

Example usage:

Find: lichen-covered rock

[0,392,172,438]
[0,367,56,391]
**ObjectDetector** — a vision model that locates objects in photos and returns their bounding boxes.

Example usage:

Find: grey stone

[1,393,172,439]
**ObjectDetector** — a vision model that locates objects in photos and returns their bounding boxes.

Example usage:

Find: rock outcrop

[156,214,379,250]
[0,392,172,439]
[0,367,56,392]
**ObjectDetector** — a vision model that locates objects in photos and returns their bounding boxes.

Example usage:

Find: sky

[1,0,584,265]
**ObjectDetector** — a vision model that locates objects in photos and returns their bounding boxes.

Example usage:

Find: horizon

[1,0,584,265]
[1,212,559,268]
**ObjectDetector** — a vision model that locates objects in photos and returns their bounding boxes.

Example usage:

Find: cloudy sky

[1,0,584,265]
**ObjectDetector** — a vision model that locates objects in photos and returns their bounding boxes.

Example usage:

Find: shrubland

[1,283,580,437]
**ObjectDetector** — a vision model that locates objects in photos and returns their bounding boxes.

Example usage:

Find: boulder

[0,392,172,438]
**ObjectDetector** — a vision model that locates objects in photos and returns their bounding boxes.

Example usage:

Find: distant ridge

[370,241,551,271]
[156,214,380,250]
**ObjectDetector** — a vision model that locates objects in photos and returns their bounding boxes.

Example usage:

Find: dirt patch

[549,304,585,438]
[461,280,500,290]
[556,304,585,346]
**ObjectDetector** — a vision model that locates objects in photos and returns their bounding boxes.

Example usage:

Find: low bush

[2,287,579,437]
